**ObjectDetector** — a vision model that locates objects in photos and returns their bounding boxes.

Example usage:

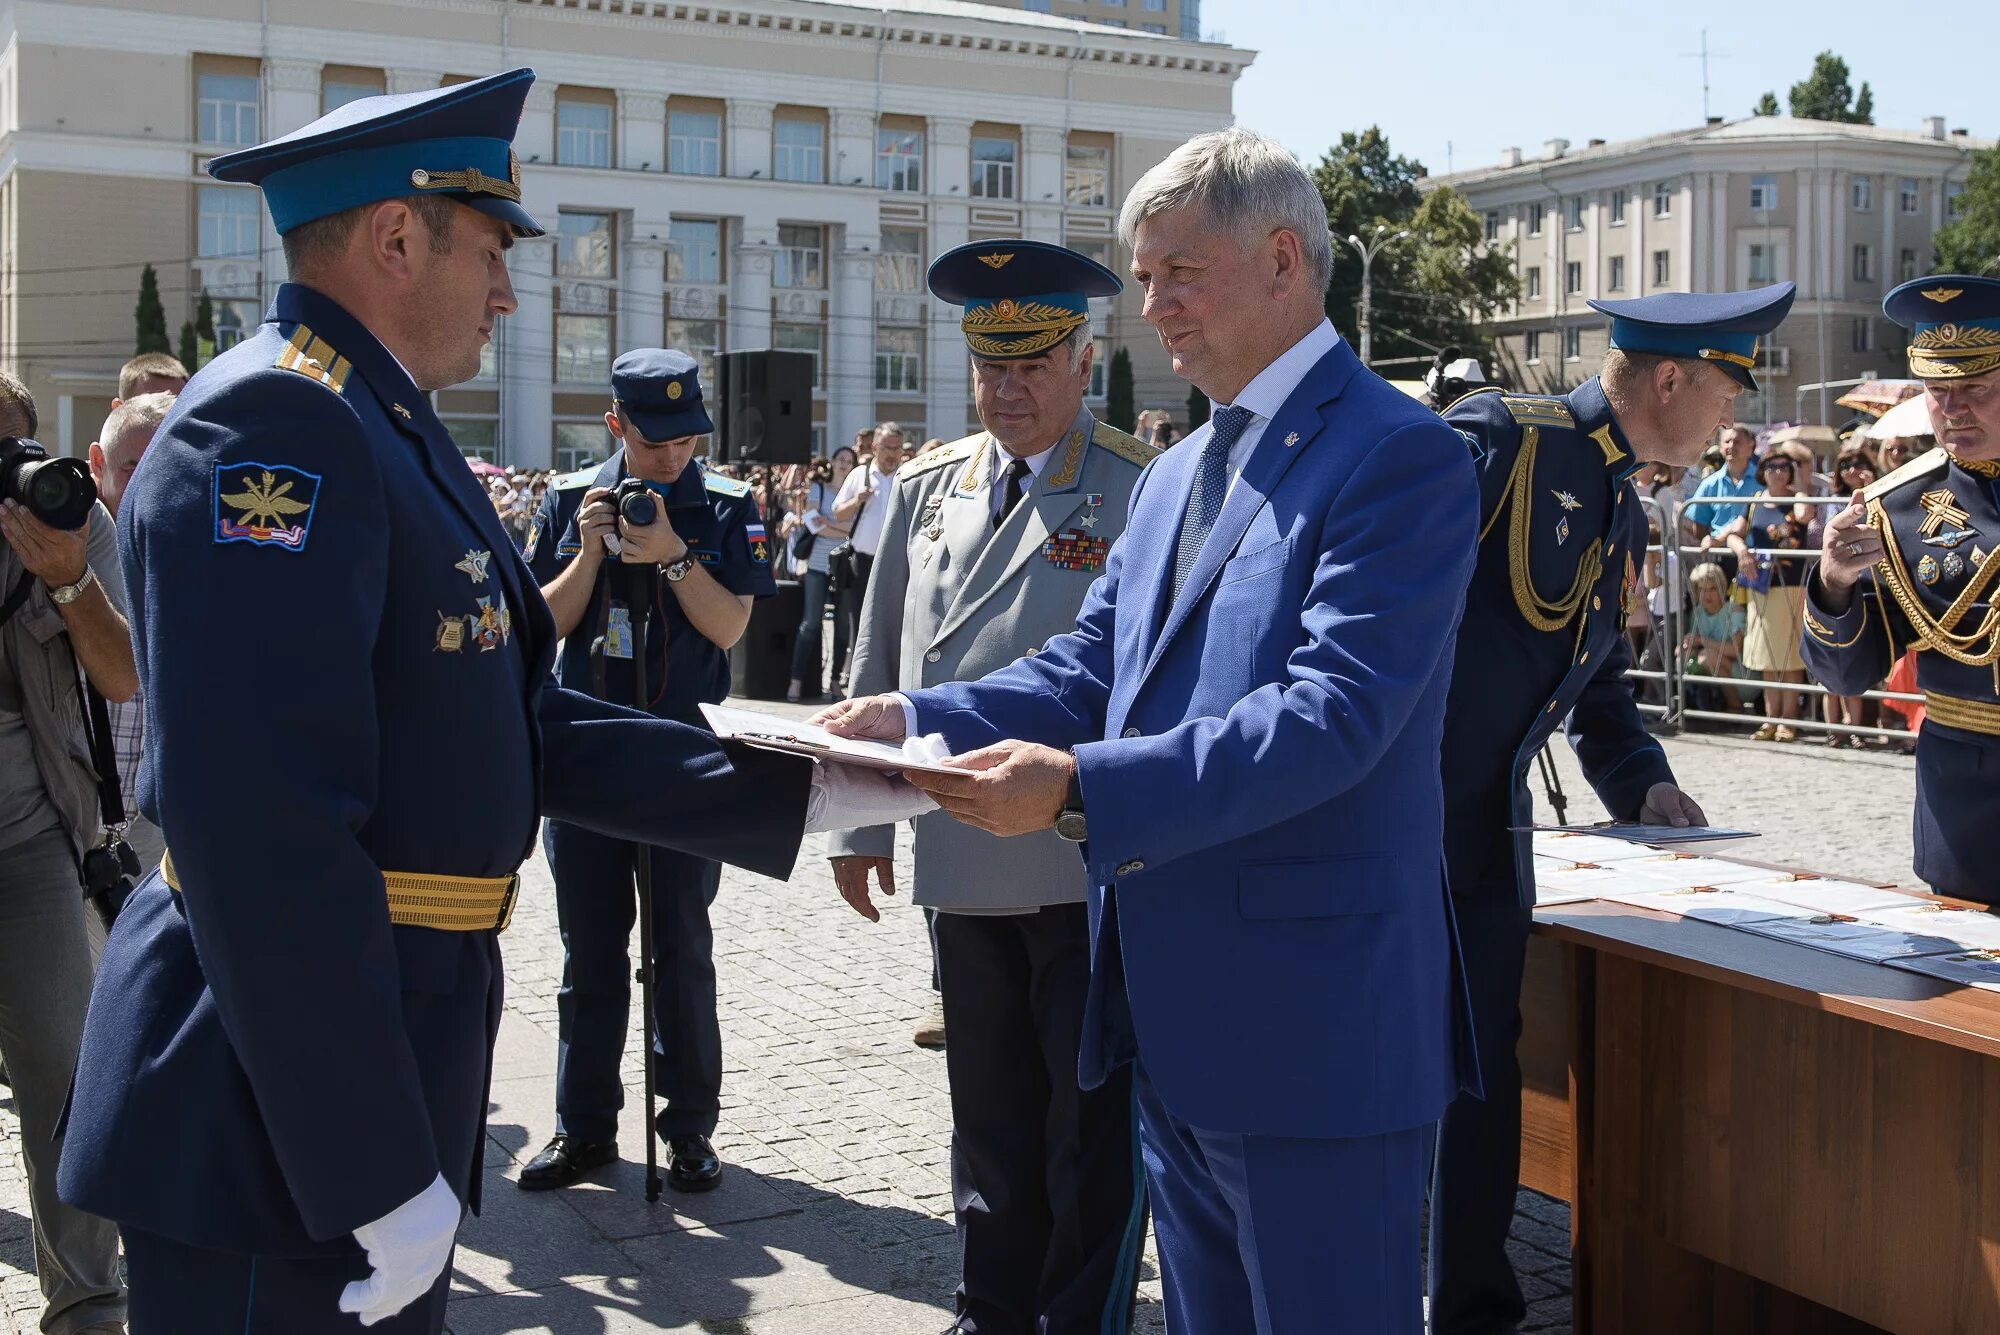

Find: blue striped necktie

[1170,405,1253,600]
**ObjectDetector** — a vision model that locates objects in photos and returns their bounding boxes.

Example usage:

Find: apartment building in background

[1429,115,1989,425]
[964,0,1200,40]
[0,0,1249,467]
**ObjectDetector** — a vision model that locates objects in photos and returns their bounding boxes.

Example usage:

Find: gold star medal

[455,549,492,584]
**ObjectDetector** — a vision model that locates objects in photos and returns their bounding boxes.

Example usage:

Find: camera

[613,477,658,528]
[0,437,96,530]
[81,834,140,930]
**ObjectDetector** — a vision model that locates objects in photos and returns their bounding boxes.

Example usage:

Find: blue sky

[1219,1,1997,178]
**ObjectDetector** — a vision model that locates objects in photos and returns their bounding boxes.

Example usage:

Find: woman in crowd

[1734,452,1814,741]
[1812,444,1882,746]
[785,446,857,702]
[1682,561,1752,716]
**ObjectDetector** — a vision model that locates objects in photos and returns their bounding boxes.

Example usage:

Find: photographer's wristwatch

[48,568,96,605]
[662,552,696,583]
[1054,758,1087,843]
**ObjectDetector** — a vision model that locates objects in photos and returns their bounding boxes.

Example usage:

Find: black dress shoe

[666,1133,723,1193]
[517,1134,617,1191]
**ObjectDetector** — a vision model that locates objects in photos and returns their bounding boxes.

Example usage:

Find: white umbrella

[1865,393,1934,441]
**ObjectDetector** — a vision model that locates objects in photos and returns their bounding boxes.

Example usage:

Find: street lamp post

[1343,224,1411,366]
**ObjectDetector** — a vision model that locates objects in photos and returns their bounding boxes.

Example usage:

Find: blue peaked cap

[208,69,543,238]
[929,239,1122,360]
[1587,282,1796,390]
[1883,275,2000,380]
[613,349,714,442]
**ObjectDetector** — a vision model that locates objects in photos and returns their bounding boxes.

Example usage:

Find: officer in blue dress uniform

[517,350,774,1192]
[1430,283,1795,1334]
[1803,275,2000,906]
[51,70,918,1335]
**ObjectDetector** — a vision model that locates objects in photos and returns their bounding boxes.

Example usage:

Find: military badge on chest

[1043,528,1109,572]
[434,549,513,652]
[1919,489,1978,549]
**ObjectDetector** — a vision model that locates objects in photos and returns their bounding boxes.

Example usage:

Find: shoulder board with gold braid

[703,471,751,497]
[273,325,353,394]
[1863,446,1949,502]
[552,466,599,491]
[898,433,984,481]
[1500,395,1573,429]
[1090,421,1159,468]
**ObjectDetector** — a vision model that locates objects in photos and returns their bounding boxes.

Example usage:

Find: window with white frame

[773,115,825,184]
[556,97,612,168]
[877,128,923,193]
[198,186,260,258]
[875,327,922,394]
[1851,318,1872,353]
[555,313,613,385]
[1609,190,1627,225]
[1563,326,1582,361]
[1066,143,1110,208]
[1525,330,1542,363]
[1852,175,1873,211]
[667,316,722,396]
[554,422,610,473]
[1748,243,1775,284]
[1749,175,1778,211]
[1565,196,1584,231]
[1088,337,1109,398]
[1484,211,1499,242]
[322,79,380,114]
[1143,0,1165,9]
[1652,249,1670,286]
[667,218,723,285]
[774,224,825,289]
[1900,178,1921,214]
[1653,181,1672,216]
[972,136,1017,200]
[443,419,498,461]
[556,211,614,278]
[213,299,257,352]
[1948,182,1967,217]
[197,71,259,147]
[1525,266,1542,299]
[669,108,721,176]
[1069,237,1112,275]
[876,228,924,293]
[1853,243,1873,282]
[1526,202,1544,236]
[1565,261,1582,294]
[774,322,824,389]
[1901,248,1919,282]
[1608,254,1626,291]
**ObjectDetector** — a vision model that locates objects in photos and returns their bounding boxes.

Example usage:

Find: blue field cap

[1587,283,1797,390]
[208,69,543,238]
[613,349,714,441]
[1884,275,2000,380]
[929,239,1123,360]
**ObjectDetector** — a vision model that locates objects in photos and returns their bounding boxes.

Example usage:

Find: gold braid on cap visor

[408,151,524,203]
[1696,344,1758,370]
[1909,323,2000,379]
[960,299,1087,359]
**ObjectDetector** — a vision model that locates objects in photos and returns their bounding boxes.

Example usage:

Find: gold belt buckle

[494,874,521,932]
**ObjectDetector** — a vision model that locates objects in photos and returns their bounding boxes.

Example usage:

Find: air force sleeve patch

[214,462,323,551]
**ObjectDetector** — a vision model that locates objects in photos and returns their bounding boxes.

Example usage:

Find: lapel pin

[391,403,413,420]
[1283,432,1299,448]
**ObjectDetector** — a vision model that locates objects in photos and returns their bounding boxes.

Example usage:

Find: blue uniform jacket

[1440,381,1676,904]
[905,339,1481,1140]
[57,283,810,1257]
[524,451,774,720]
[1800,450,2000,903]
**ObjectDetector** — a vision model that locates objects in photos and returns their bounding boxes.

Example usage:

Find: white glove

[338,1172,461,1326]
[805,760,940,833]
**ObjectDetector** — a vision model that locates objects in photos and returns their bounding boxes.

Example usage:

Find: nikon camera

[0,437,97,530]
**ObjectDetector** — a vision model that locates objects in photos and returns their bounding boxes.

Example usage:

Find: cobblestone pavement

[0,716,1919,1334]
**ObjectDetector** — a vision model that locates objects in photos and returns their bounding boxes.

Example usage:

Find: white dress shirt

[834,464,898,556]
[986,436,1061,524]
[1209,318,1343,499]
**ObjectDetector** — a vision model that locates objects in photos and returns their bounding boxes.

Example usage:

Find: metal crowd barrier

[1618,489,1921,746]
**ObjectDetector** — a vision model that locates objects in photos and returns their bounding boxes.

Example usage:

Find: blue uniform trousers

[546,818,723,1144]
[1134,1062,1427,1335]
[123,1226,453,1334]
[934,904,1144,1335]
[1426,879,1535,1335]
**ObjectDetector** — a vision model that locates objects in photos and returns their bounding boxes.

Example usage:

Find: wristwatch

[663,552,695,583]
[48,568,96,605]
[1054,758,1087,843]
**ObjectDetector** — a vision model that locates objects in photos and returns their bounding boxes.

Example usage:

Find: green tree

[1311,127,1519,365]
[133,263,170,356]
[195,289,215,344]
[1788,52,1874,124]
[1753,91,1780,117]
[177,320,198,373]
[1933,145,2000,276]
[1185,384,1209,431]
[1106,346,1136,433]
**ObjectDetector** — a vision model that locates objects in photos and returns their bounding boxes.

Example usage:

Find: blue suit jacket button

[1122,727,1141,738]
[1116,859,1144,876]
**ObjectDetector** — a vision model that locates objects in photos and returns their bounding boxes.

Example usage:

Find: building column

[730,222,775,353]
[517,82,556,172]
[619,90,666,173]
[258,59,321,300]
[930,117,972,199]
[727,101,774,180]
[1022,124,1065,241]
[621,237,666,354]
[831,108,875,189]
[829,243,876,451]
[503,236,555,467]
[385,68,440,96]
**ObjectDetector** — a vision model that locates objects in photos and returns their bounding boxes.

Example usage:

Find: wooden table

[1520,898,2000,1335]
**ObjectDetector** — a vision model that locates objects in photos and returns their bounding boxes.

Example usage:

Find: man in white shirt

[828,424,906,688]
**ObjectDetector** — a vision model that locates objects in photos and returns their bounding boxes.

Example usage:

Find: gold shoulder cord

[1478,425,1602,651]
[1867,496,2000,685]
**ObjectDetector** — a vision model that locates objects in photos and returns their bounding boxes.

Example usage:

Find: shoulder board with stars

[552,466,599,491]
[272,325,352,394]
[1090,421,1159,468]
[897,434,983,481]
[1864,446,1950,502]
[704,472,752,497]
[1500,395,1574,429]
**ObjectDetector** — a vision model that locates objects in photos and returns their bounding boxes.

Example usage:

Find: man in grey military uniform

[825,239,1153,1335]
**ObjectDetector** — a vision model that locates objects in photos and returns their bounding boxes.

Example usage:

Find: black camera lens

[0,438,96,530]
[616,481,658,527]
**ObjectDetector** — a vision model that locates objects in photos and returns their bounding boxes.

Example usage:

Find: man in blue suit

[820,127,1480,1333]
[55,71,926,1335]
